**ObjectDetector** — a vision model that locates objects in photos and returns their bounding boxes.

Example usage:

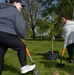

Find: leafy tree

[37,0,58,18]
[36,19,50,38]
[22,0,40,38]
[49,11,61,53]
[57,0,74,20]
[37,0,74,19]
[37,0,74,40]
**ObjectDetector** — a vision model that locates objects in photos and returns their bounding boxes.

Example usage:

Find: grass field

[2,39,74,75]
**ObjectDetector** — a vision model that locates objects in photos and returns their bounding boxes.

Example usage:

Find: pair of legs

[0,31,27,74]
[67,43,74,63]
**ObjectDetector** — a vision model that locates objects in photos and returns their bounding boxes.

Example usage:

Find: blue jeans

[0,31,27,74]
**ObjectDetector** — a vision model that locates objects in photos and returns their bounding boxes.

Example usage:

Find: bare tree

[23,0,40,38]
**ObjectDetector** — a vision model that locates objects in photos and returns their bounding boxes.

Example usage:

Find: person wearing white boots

[0,0,35,74]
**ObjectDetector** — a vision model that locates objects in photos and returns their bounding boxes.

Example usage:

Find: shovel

[56,48,66,68]
[26,47,39,75]
[21,40,39,75]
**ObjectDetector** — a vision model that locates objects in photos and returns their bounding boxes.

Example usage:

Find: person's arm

[62,26,68,48]
[14,12,26,39]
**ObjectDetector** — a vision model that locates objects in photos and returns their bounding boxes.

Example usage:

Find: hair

[60,15,72,20]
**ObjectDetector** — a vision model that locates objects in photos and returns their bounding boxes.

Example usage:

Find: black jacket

[0,3,26,39]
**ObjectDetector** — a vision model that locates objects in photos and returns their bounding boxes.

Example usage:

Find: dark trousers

[0,31,27,74]
[67,43,74,60]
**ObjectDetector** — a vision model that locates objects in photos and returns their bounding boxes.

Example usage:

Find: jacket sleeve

[14,12,26,39]
[62,25,70,45]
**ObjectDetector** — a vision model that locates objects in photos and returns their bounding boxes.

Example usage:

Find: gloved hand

[63,43,66,48]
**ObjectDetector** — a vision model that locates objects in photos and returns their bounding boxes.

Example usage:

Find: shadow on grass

[40,61,57,68]
[25,37,64,42]
[36,52,58,61]
[3,64,21,75]
[56,64,74,75]
[35,52,47,60]
[57,56,74,75]
[3,64,34,75]
[54,56,74,75]
[36,52,57,68]
[36,52,74,75]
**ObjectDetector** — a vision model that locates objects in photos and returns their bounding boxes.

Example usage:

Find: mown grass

[2,39,74,75]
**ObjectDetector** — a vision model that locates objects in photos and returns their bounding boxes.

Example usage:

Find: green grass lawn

[2,39,74,75]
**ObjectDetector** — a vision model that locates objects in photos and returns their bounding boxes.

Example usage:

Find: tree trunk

[52,37,54,53]
[32,26,35,38]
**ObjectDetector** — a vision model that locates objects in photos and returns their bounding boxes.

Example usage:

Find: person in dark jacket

[0,0,35,74]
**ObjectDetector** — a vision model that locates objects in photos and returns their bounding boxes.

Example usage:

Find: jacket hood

[65,20,74,26]
[0,3,15,9]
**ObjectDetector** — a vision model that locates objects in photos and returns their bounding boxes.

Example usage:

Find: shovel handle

[61,48,66,56]
[26,47,31,57]
[21,40,31,57]
[21,40,34,63]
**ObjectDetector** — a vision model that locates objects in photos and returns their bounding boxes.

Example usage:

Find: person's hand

[63,43,66,48]
[21,39,26,44]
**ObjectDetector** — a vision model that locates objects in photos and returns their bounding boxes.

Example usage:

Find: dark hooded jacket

[0,3,26,39]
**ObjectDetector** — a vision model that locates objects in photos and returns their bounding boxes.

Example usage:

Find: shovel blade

[56,63,65,68]
[32,68,39,75]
